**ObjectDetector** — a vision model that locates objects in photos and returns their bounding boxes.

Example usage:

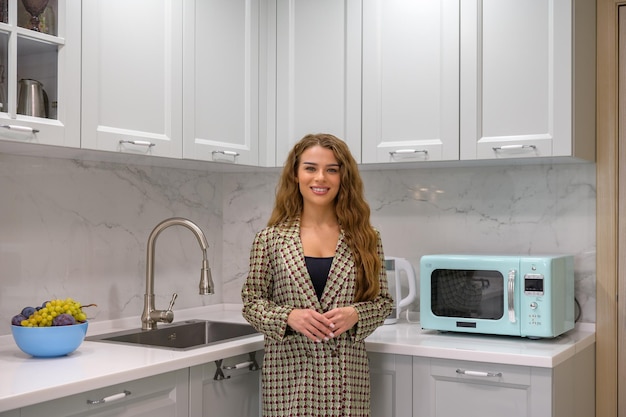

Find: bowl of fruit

[11,298,95,358]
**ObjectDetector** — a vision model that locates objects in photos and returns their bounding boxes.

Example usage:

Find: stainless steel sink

[86,319,260,351]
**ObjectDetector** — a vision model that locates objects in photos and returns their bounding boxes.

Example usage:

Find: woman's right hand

[287,308,335,342]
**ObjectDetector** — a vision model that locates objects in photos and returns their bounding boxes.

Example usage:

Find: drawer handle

[456,369,502,378]
[87,390,131,405]
[492,144,536,151]
[389,149,428,156]
[119,139,156,147]
[1,124,39,133]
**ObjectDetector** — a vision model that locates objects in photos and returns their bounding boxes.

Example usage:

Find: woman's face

[296,145,341,209]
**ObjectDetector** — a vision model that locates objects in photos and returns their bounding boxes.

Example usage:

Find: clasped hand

[287,307,358,342]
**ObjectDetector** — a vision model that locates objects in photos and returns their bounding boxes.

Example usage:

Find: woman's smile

[311,186,330,194]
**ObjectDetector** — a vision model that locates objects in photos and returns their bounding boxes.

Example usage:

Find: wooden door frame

[597,1,620,416]
[620,7,626,416]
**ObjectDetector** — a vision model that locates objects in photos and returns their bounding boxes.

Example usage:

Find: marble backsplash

[0,153,596,335]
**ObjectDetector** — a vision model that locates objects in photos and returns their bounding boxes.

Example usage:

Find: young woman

[242,133,393,416]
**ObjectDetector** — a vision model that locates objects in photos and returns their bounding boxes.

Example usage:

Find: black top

[304,256,333,300]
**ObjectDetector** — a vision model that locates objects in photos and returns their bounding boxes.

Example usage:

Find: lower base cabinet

[18,369,189,417]
[368,352,413,417]
[1,345,595,417]
[413,343,595,417]
[189,350,263,417]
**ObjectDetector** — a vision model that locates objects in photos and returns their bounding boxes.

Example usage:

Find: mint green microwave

[420,254,575,339]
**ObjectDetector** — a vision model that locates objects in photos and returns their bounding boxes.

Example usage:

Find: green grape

[15,298,96,327]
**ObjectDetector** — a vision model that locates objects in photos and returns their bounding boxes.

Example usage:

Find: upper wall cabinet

[81,0,183,159]
[0,0,80,148]
[272,0,362,167]
[362,0,460,163]
[459,0,595,161]
[182,0,267,166]
[361,0,596,164]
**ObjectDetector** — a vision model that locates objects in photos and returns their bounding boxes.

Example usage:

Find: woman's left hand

[323,307,358,337]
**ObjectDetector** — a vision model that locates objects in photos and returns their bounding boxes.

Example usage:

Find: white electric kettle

[384,257,417,324]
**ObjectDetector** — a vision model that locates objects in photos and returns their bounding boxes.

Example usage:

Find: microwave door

[426,266,521,336]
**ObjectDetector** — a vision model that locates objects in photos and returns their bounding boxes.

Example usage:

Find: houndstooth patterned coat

[241,219,393,417]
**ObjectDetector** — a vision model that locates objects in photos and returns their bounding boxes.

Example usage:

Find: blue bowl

[11,322,88,357]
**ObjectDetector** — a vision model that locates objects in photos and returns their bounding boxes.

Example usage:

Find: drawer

[20,369,189,417]
[430,358,532,386]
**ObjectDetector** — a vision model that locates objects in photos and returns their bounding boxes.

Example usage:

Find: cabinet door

[362,0,460,163]
[413,357,552,417]
[459,0,595,160]
[81,0,183,158]
[368,352,413,417]
[189,351,263,417]
[273,0,362,166]
[20,369,189,417]
[0,0,81,148]
[182,0,266,166]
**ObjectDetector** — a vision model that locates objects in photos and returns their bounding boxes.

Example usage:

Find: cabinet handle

[389,149,428,156]
[214,352,260,380]
[86,390,131,405]
[223,360,255,370]
[119,139,156,148]
[1,124,39,133]
[492,144,536,151]
[455,369,502,378]
[211,150,240,160]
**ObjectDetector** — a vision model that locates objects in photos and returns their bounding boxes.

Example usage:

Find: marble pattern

[0,154,596,335]
[223,163,597,323]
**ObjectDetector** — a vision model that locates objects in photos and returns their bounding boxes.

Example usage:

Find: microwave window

[431,269,504,319]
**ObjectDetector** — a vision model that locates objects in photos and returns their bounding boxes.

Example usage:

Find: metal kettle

[17,78,48,118]
[384,257,418,325]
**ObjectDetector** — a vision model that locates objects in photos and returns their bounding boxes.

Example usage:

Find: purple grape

[52,313,76,326]
[20,306,36,318]
[11,314,26,326]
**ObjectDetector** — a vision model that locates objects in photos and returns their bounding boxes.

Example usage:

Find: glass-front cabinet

[0,0,80,147]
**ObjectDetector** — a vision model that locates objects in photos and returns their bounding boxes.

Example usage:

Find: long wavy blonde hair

[267,133,381,302]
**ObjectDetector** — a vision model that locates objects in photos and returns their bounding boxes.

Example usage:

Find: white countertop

[0,304,595,413]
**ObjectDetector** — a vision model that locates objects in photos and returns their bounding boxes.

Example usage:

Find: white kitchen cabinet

[362,0,595,165]
[189,350,263,417]
[362,0,460,163]
[81,0,183,159]
[0,0,80,148]
[413,342,595,417]
[272,0,362,166]
[182,0,269,166]
[368,352,413,417]
[459,0,595,161]
[18,369,189,417]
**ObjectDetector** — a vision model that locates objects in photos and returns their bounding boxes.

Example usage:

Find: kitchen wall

[0,153,596,335]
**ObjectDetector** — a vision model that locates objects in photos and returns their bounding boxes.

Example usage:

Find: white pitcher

[384,257,417,325]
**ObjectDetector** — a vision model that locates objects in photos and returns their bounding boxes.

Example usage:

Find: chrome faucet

[141,217,214,330]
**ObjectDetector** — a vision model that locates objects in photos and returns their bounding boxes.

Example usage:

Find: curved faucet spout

[141,217,214,330]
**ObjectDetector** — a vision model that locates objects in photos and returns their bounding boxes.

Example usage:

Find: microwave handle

[508,269,516,323]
